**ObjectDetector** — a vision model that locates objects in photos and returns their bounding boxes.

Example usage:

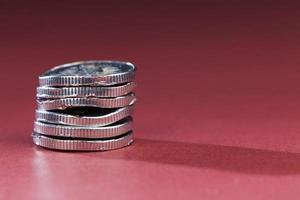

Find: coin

[37,82,135,99]
[36,106,133,126]
[37,93,136,110]
[39,61,136,86]
[33,60,137,152]
[34,117,132,138]
[32,131,133,151]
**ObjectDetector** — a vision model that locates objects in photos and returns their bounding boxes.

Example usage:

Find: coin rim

[34,117,133,138]
[39,60,136,86]
[36,82,136,99]
[37,93,136,110]
[32,131,134,151]
[35,106,134,126]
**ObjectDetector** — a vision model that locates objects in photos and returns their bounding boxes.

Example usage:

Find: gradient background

[1,0,300,199]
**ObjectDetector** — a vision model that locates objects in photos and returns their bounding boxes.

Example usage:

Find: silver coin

[32,131,133,151]
[37,93,136,110]
[39,61,136,86]
[36,106,133,126]
[37,82,135,99]
[34,117,132,138]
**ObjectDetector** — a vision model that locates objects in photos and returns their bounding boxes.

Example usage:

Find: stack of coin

[32,61,136,151]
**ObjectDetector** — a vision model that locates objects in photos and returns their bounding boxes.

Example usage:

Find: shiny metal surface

[34,117,132,138]
[39,61,136,86]
[37,93,136,110]
[36,106,134,126]
[32,131,133,151]
[37,82,136,99]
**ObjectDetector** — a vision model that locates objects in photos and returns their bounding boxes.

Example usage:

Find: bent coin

[36,106,133,126]
[32,131,133,151]
[37,93,136,110]
[34,117,132,138]
[37,82,135,99]
[39,60,136,86]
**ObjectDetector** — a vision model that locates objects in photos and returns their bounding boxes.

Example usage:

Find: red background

[1,1,300,199]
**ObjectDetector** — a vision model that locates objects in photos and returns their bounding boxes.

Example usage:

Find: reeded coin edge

[36,106,134,126]
[34,117,133,138]
[36,82,136,99]
[37,93,136,110]
[32,132,134,151]
[39,72,135,86]
[39,61,136,86]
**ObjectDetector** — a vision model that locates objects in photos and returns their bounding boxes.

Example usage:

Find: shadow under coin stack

[32,61,136,151]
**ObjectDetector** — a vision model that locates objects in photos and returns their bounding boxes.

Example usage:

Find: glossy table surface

[1,1,300,199]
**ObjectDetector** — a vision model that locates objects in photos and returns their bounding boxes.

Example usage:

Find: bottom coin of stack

[32,60,137,151]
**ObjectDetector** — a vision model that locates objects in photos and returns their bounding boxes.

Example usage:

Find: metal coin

[37,93,136,110]
[34,117,132,138]
[37,82,135,99]
[36,106,133,126]
[32,131,133,151]
[39,60,136,86]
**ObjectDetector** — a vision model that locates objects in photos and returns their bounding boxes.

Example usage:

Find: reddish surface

[1,1,300,199]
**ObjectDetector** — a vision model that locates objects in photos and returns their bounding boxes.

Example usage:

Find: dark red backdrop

[1,1,300,199]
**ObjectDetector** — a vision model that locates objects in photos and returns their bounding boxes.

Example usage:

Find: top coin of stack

[32,60,137,151]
